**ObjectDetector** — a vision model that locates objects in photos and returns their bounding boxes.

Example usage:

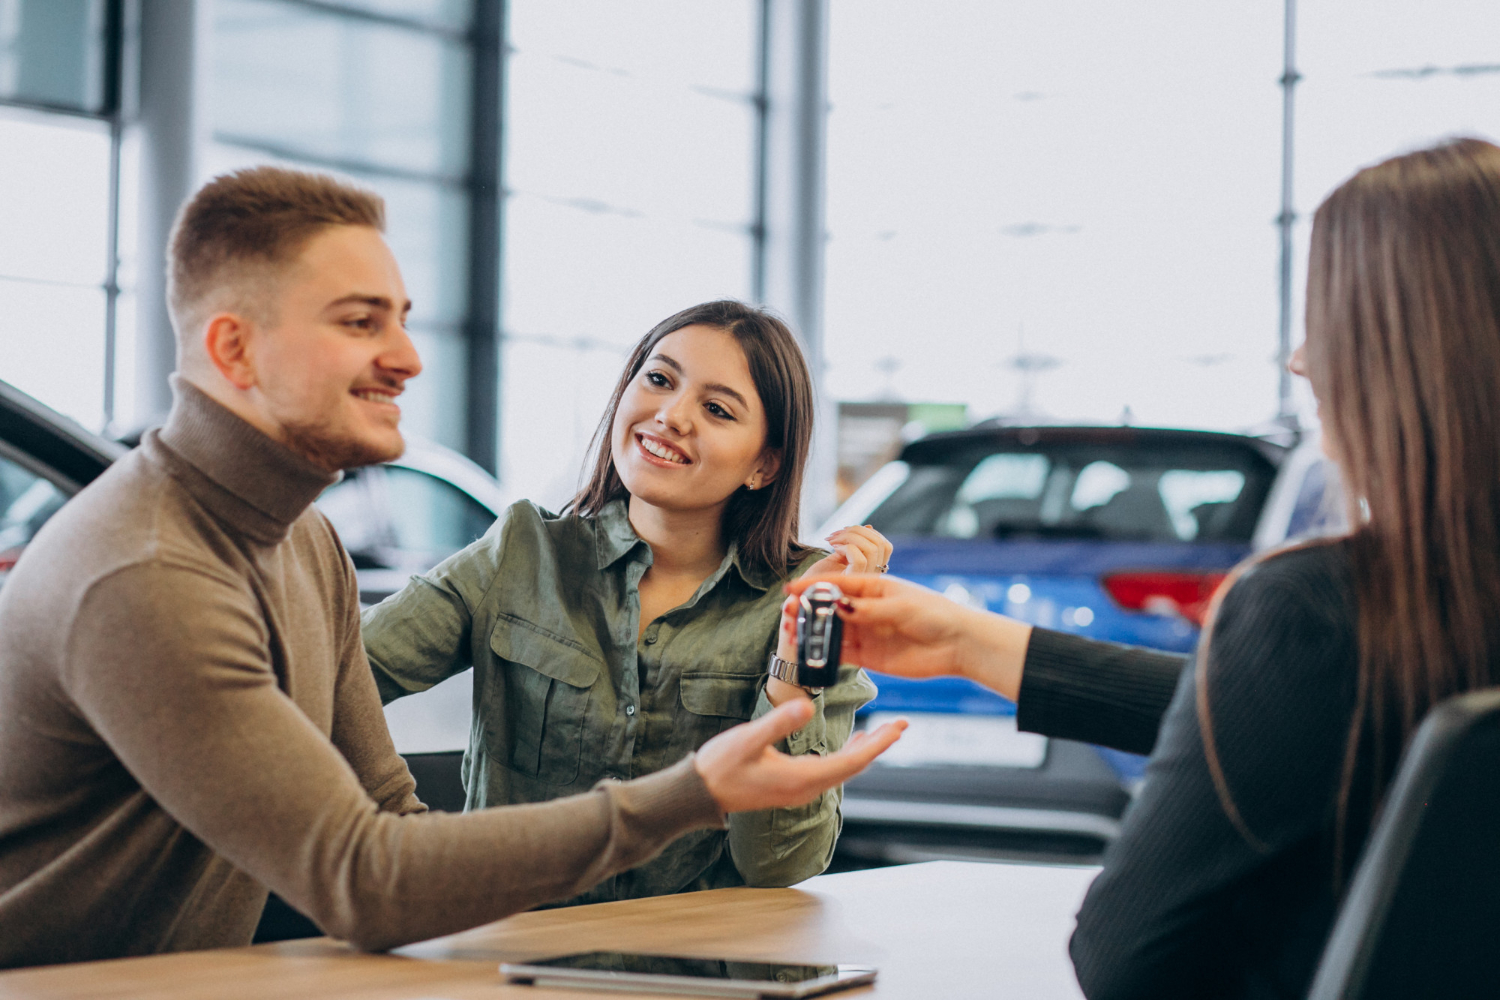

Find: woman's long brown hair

[567,300,816,579]
[1197,138,1500,879]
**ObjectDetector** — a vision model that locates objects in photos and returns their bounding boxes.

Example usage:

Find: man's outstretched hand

[694,699,906,814]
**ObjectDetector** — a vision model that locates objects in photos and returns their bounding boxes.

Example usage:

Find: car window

[316,469,392,556]
[0,454,69,581]
[1159,470,1247,541]
[1071,460,1131,510]
[869,440,1274,543]
[864,464,967,536]
[937,453,1051,536]
[384,466,495,555]
[1285,457,1346,541]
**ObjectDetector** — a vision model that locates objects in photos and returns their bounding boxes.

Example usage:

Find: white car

[1252,432,1348,551]
[314,439,510,605]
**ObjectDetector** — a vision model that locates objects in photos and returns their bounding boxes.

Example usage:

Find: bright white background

[3,3,1499,501]
[499,0,758,509]
[0,109,112,431]
[824,0,1500,433]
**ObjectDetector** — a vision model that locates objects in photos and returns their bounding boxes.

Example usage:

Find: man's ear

[749,449,783,490]
[201,313,258,390]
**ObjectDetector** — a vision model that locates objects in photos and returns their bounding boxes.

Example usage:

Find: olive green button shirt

[362,499,876,905]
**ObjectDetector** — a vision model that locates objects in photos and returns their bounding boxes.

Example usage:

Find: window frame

[0,0,125,429]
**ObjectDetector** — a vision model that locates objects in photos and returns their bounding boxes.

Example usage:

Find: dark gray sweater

[1017,542,1362,1000]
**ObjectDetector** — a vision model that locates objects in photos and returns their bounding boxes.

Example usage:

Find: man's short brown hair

[167,166,385,358]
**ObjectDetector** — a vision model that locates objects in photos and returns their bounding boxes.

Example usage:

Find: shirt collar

[727,545,777,592]
[594,499,647,570]
[592,498,777,593]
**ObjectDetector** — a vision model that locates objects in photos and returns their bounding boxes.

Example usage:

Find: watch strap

[767,652,822,692]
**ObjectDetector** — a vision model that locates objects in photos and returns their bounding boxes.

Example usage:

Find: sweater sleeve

[1067,547,1357,999]
[63,561,723,953]
[1016,629,1187,755]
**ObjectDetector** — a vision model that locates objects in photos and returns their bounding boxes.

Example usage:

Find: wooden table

[0,861,1098,999]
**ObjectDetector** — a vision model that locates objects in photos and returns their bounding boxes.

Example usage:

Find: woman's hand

[768,526,895,706]
[695,699,906,813]
[802,524,893,578]
[780,574,1032,701]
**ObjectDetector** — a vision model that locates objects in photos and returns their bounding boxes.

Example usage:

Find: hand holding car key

[795,582,845,688]
[767,525,890,696]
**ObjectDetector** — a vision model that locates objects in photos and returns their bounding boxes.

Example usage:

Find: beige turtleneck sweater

[0,379,722,969]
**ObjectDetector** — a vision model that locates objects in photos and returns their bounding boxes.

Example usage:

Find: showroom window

[7,0,1493,497]
[824,0,1285,436]
[500,0,760,507]
[208,0,480,455]
[1292,0,1500,367]
[0,0,120,433]
[0,0,111,111]
[824,0,1500,438]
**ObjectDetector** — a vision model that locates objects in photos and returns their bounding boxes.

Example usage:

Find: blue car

[819,423,1293,863]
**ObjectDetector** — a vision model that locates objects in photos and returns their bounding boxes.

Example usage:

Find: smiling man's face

[247,224,422,471]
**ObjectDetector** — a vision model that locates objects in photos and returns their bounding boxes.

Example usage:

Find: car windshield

[316,464,496,569]
[0,455,69,581]
[868,440,1275,542]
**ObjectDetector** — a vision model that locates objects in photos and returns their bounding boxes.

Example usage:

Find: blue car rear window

[870,441,1274,543]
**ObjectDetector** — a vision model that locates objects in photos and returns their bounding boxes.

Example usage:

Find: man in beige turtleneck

[0,167,904,969]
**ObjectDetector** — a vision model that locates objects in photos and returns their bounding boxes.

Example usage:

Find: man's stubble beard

[280,416,404,473]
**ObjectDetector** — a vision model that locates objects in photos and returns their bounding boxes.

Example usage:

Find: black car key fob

[796,581,844,688]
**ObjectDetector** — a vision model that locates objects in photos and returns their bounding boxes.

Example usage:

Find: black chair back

[402,750,468,813]
[1308,689,1500,999]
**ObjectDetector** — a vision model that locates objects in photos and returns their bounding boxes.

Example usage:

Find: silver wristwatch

[767,652,822,692]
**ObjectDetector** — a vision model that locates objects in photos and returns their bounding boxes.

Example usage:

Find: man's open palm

[695,699,906,814]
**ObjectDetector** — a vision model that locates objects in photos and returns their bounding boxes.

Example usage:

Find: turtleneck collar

[151,375,340,545]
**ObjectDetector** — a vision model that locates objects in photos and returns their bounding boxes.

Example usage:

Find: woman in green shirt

[362,300,890,905]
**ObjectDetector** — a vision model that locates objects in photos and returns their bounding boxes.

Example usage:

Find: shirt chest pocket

[679,672,761,738]
[487,619,603,786]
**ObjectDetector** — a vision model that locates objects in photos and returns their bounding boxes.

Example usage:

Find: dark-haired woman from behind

[781,137,1500,998]
[363,300,892,905]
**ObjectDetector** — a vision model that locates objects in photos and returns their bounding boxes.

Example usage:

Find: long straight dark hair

[1197,138,1500,876]
[568,300,817,580]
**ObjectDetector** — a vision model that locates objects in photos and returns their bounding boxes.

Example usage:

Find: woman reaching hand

[787,139,1500,999]
[363,300,892,906]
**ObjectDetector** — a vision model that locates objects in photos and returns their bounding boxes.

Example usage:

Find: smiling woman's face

[610,324,777,515]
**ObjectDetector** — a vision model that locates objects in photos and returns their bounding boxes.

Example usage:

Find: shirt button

[625,704,636,716]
